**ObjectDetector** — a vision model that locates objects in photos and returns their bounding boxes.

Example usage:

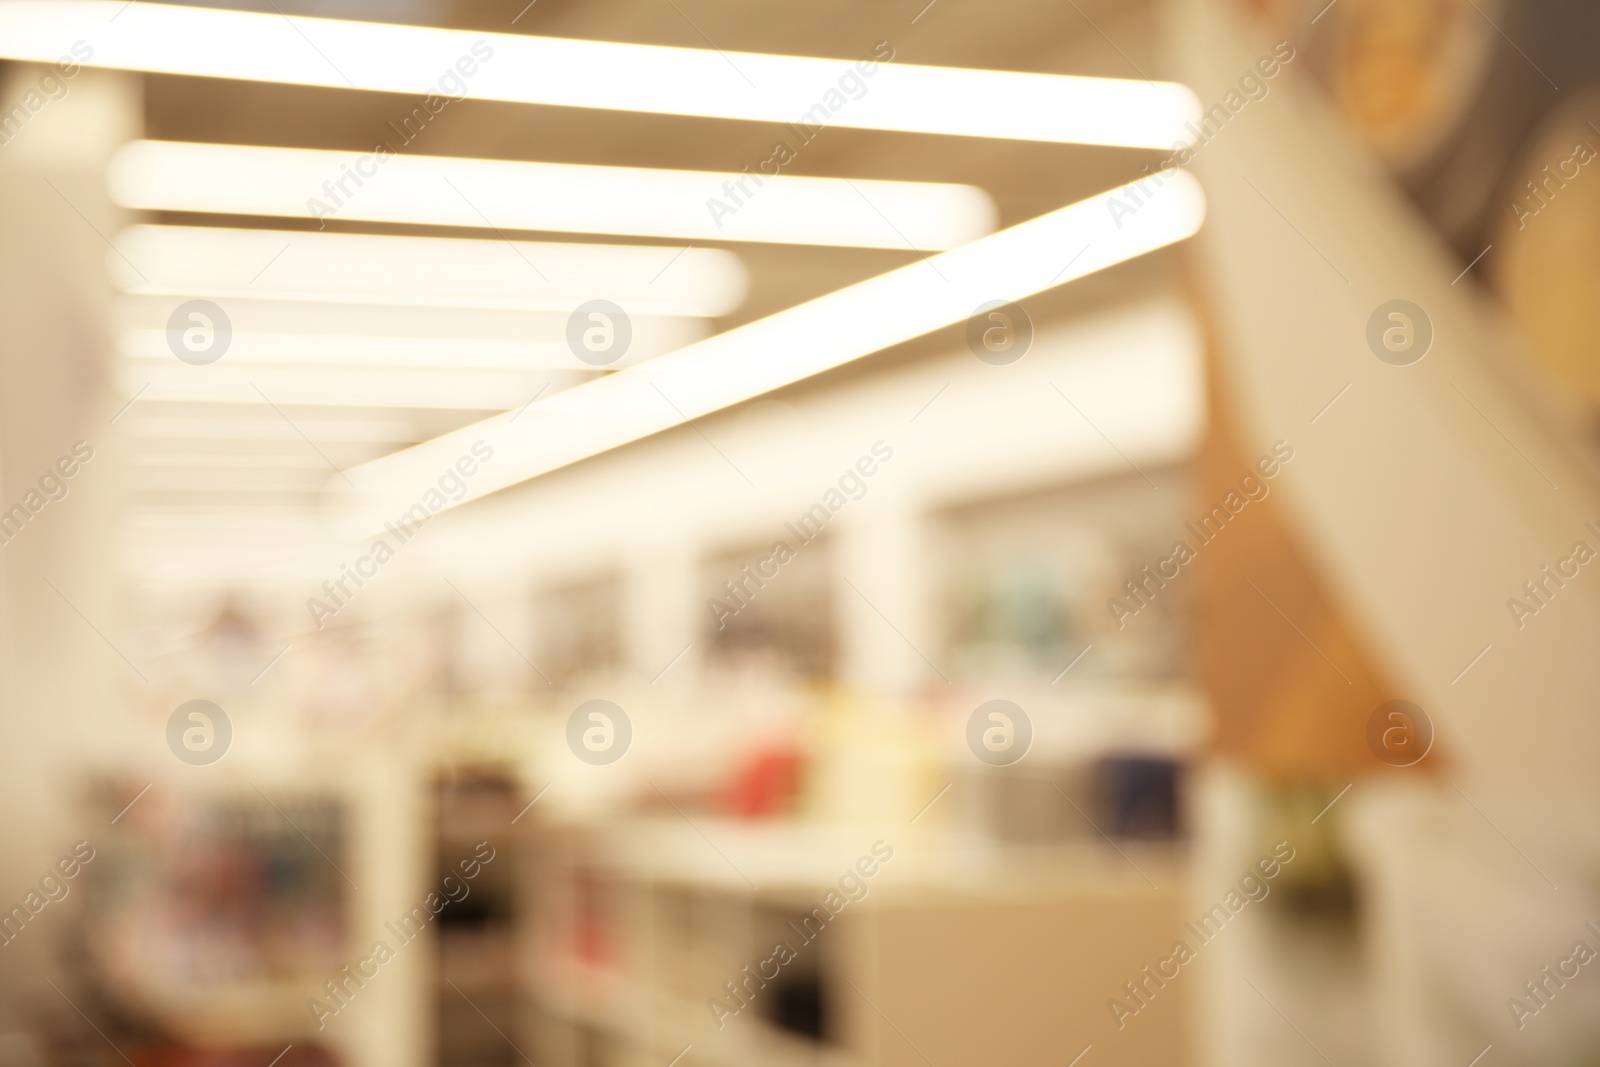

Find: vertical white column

[0,67,134,1006]
[339,753,429,1067]
[453,581,538,699]
[833,496,933,695]
[622,539,700,686]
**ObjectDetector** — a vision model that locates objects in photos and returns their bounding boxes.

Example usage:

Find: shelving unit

[433,772,524,1067]
[518,816,1194,1067]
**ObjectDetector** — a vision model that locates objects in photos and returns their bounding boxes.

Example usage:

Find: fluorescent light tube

[110,223,748,317]
[120,365,592,411]
[117,326,709,371]
[335,171,1206,530]
[128,452,338,470]
[122,415,418,443]
[107,142,996,250]
[127,467,333,493]
[113,296,708,348]
[4,2,1201,148]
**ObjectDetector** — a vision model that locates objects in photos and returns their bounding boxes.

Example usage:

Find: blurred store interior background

[2,0,1600,1064]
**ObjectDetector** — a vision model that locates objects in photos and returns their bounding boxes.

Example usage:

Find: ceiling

[90,0,1183,588]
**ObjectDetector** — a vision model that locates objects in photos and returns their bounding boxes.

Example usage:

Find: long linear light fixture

[117,329,707,371]
[111,224,748,316]
[336,172,1205,532]
[119,364,586,412]
[4,2,1200,149]
[112,297,665,345]
[108,142,996,250]
[122,415,419,444]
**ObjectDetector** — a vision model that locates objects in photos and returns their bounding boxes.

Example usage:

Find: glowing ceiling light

[120,364,593,412]
[107,142,996,249]
[110,224,748,317]
[116,325,709,372]
[2,2,1200,148]
[336,171,1206,530]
